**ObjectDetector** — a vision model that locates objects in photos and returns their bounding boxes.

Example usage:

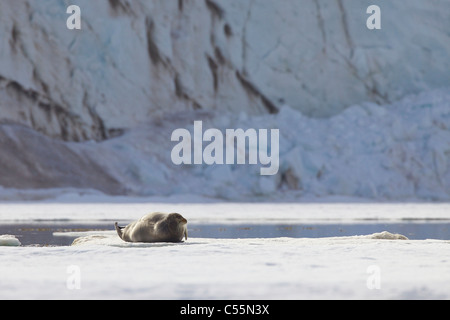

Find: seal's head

[167,213,188,240]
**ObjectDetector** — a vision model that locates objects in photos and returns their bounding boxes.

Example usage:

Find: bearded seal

[115,212,188,243]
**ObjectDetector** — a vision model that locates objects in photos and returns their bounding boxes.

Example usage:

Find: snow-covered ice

[0,202,449,300]
[2,229,450,300]
[0,235,21,247]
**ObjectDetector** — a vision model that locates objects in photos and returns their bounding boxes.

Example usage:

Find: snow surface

[1,202,450,300]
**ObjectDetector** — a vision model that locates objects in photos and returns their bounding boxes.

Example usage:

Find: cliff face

[1,0,449,142]
[0,123,125,195]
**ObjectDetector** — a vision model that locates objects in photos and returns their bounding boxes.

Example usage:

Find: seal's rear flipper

[114,222,124,240]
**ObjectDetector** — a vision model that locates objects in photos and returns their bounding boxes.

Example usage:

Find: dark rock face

[0,124,124,195]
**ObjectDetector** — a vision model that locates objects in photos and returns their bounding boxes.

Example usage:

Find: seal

[115,212,188,243]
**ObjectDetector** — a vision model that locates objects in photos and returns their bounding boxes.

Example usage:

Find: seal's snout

[171,213,187,225]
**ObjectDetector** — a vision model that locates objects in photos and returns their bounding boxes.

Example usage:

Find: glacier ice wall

[0,0,449,141]
[0,0,449,201]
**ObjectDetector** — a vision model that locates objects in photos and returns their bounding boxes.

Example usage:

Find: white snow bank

[0,234,448,299]
[0,235,21,246]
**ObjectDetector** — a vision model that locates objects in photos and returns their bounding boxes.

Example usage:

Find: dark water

[0,222,112,246]
[1,221,450,246]
[190,222,450,241]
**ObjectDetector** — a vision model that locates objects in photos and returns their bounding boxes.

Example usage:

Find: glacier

[0,88,448,201]
[0,0,449,201]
